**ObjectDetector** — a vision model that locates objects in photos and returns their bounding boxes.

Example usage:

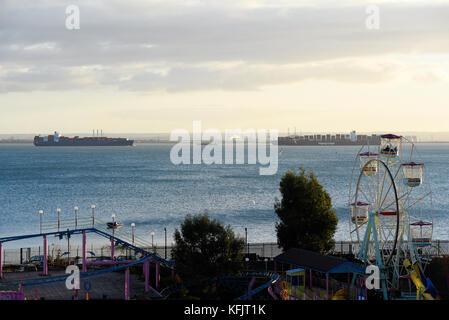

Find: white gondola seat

[402,162,424,187]
[360,152,378,176]
[350,202,369,224]
[410,220,432,247]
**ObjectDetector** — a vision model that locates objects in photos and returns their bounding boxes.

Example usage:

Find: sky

[0,0,448,134]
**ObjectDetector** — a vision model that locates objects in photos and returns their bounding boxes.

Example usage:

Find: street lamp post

[66,230,71,265]
[131,223,136,260]
[39,210,43,234]
[131,223,135,246]
[74,206,79,229]
[111,214,116,237]
[245,227,248,256]
[151,232,155,252]
[164,227,167,260]
[57,208,61,232]
[245,257,249,272]
[91,205,95,226]
[264,258,268,273]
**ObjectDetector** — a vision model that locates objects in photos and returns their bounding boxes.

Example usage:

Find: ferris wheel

[348,134,433,299]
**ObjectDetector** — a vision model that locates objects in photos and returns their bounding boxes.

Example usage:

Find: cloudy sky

[0,0,448,134]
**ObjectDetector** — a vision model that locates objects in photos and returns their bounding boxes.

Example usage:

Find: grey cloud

[0,1,448,92]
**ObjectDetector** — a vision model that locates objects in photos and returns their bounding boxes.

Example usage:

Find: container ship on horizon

[33,131,134,146]
[278,130,382,146]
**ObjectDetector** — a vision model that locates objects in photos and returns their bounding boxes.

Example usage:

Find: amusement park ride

[349,134,439,300]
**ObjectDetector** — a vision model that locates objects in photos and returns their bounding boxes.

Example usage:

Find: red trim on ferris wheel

[402,162,424,167]
[379,211,397,216]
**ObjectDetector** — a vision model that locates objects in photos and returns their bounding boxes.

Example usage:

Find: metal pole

[66,229,70,265]
[310,270,312,290]
[74,206,79,229]
[110,237,114,261]
[0,242,3,279]
[125,267,130,300]
[151,232,154,252]
[91,205,95,227]
[82,231,87,272]
[245,227,248,256]
[57,208,61,232]
[39,210,43,234]
[131,223,135,246]
[43,235,48,276]
[164,227,167,260]
[155,261,160,290]
[144,260,149,292]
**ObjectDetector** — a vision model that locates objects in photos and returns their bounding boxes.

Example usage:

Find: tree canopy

[275,167,338,254]
[172,213,245,279]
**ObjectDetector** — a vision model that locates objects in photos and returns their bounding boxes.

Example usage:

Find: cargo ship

[34,132,134,146]
[278,131,381,146]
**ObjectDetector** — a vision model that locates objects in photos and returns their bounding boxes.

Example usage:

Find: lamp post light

[245,257,249,272]
[264,258,268,273]
[151,232,155,252]
[39,210,43,234]
[57,208,61,232]
[74,206,79,229]
[91,205,95,226]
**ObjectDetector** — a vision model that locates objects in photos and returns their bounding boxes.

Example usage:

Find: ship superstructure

[34,131,134,146]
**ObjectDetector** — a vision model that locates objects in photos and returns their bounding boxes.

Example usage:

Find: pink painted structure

[0,291,24,300]
[82,231,87,272]
[0,242,3,279]
[86,258,155,293]
[110,237,114,260]
[144,260,150,292]
[43,235,48,276]
[155,261,160,290]
[125,267,130,300]
[247,276,256,300]
[0,222,175,300]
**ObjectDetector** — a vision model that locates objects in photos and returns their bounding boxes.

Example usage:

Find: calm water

[0,143,448,247]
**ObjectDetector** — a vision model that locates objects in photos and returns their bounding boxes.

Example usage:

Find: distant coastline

[2,139,449,144]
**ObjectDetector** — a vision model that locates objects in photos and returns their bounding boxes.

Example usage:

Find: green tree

[172,213,245,280]
[275,167,338,253]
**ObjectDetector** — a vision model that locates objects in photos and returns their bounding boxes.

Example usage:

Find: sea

[0,143,448,248]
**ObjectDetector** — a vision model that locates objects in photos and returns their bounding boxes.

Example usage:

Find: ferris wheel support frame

[354,158,400,300]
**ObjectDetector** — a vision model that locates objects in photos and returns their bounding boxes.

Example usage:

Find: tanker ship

[34,132,134,146]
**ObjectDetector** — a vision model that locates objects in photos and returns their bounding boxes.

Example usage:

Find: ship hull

[34,141,134,146]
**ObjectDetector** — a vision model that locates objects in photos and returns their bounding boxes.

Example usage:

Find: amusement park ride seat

[379,134,401,159]
[359,152,378,176]
[350,202,369,224]
[410,220,432,247]
[402,162,424,188]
